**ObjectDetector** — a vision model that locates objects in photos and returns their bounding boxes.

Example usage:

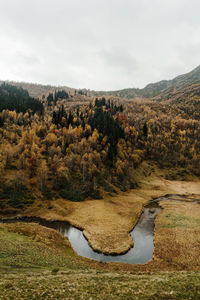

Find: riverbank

[5,165,200,256]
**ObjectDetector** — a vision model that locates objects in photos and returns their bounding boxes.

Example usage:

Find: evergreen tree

[143,122,148,138]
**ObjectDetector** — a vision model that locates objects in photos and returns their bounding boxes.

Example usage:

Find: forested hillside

[0,83,44,115]
[0,81,199,213]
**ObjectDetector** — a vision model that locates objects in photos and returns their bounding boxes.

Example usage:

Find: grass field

[0,270,199,299]
[154,199,200,269]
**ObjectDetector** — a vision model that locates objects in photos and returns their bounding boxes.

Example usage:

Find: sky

[0,0,200,91]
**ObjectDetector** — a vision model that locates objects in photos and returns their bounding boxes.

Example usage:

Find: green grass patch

[0,224,82,270]
[160,212,200,229]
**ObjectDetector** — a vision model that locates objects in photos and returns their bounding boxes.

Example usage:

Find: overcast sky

[0,0,200,90]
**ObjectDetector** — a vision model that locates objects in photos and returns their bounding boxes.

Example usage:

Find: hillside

[0,80,75,99]
[143,65,200,99]
[0,82,199,216]
[0,83,44,115]
[93,65,200,99]
[0,65,199,212]
[1,65,200,102]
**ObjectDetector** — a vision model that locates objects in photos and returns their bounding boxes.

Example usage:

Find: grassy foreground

[0,222,200,299]
[0,270,199,300]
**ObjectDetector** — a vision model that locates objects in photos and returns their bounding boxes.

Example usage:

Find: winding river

[0,206,161,265]
[1,195,199,264]
[60,206,161,264]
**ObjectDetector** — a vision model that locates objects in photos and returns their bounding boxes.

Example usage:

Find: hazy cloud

[0,0,200,90]
[100,48,138,74]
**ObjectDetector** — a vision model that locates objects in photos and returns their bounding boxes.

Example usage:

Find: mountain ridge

[1,65,200,100]
[94,65,200,99]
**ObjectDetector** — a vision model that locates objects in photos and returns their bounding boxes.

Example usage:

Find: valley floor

[0,166,200,298]
[19,164,200,256]
[0,222,199,299]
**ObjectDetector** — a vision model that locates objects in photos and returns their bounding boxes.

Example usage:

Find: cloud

[0,0,200,90]
[100,48,139,74]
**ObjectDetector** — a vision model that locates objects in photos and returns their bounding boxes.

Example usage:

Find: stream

[1,195,199,264]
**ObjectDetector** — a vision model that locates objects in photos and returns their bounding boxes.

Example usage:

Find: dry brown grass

[0,270,199,299]
[154,199,200,269]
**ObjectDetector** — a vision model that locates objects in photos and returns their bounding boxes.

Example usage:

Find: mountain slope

[145,65,200,97]
[92,65,200,99]
[1,65,200,100]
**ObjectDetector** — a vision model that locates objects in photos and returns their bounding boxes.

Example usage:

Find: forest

[0,83,44,116]
[0,83,199,211]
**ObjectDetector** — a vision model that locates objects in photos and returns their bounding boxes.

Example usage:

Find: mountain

[1,65,200,101]
[93,65,200,100]
[152,65,200,102]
